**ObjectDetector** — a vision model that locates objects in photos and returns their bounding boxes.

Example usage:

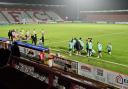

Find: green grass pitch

[0,23,128,75]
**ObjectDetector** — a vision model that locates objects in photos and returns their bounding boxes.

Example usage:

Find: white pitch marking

[51,48,128,68]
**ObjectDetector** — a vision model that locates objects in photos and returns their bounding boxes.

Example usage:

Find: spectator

[0,48,4,60]
[10,42,20,65]
[27,49,34,57]
[11,42,20,57]
[39,50,45,63]
[0,48,10,67]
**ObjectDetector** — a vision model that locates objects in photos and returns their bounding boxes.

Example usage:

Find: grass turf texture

[0,23,128,75]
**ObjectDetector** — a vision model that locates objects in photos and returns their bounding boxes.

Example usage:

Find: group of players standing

[31,30,44,46]
[69,37,112,58]
[8,29,45,46]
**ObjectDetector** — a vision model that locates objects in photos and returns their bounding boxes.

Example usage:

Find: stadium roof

[0,2,65,7]
[0,0,66,4]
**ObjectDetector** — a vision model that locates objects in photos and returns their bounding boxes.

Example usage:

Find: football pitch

[0,23,128,75]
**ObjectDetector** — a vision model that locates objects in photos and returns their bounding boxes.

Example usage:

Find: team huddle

[68,37,112,58]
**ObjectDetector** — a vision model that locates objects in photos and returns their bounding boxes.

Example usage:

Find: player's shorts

[108,50,111,53]
[69,48,72,51]
[88,49,92,52]
[98,51,102,53]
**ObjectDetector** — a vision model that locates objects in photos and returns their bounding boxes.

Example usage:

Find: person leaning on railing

[10,42,21,66]
[0,48,11,68]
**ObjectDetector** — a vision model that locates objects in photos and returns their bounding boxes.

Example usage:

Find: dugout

[15,41,51,64]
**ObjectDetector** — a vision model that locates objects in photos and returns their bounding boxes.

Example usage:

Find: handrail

[10,56,117,89]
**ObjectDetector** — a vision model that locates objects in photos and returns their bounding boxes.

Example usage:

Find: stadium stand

[0,7,63,24]
[0,12,9,24]
[46,11,63,21]
[80,11,128,23]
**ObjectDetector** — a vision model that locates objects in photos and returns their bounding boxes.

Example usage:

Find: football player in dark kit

[8,30,12,40]
[41,31,44,45]
[75,38,81,55]
[33,34,37,45]
[10,42,21,65]
[31,34,34,44]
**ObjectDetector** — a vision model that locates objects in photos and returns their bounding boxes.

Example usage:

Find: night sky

[0,0,128,10]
